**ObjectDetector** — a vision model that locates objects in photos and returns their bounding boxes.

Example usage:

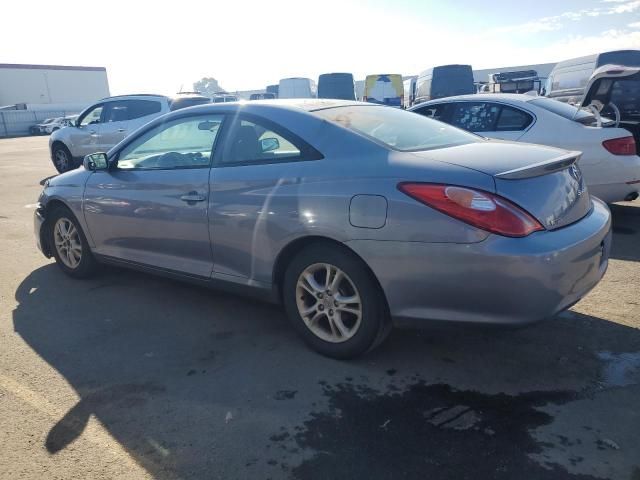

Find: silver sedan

[34,100,611,358]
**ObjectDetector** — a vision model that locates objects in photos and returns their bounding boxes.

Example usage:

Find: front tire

[48,206,97,278]
[52,144,73,173]
[283,243,390,359]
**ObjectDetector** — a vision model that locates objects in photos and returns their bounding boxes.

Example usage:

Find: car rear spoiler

[495,151,580,180]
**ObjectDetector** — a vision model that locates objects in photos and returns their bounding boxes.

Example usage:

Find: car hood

[47,167,90,187]
[580,64,640,109]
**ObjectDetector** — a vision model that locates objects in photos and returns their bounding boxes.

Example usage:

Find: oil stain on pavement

[269,380,603,480]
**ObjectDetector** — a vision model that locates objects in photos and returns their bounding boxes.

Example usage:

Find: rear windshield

[529,98,594,121]
[312,105,479,151]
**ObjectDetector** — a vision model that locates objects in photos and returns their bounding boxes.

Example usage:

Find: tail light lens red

[602,136,636,155]
[398,183,544,237]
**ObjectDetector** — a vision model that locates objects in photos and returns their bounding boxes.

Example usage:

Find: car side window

[103,101,129,123]
[116,115,224,170]
[220,119,302,165]
[495,106,533,131]
[449,102,500,132]
[127,100,162,120]
[413,104,449,121]
[78,105,104,126]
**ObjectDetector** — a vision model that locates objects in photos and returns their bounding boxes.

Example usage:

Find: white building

[0,63,110,111]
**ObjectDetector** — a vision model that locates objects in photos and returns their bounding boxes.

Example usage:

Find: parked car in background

[61,115,78,128]
[250,93,276,100]
[414,64,475,105]
[41,116,81,134]
[49,94,170,173]
[318,73,356,100]
[170,92,211,110]
[41,117,64,134]
[35,100,610,358]
[410,66,640,203]
[30,118,56,135]
[403,77,417,108]
[487,70,541,94]
[266,84,279,98]
[363,74,404,107]
[278,78,317,99]
[212,94,239,103]
[546,49,640,104]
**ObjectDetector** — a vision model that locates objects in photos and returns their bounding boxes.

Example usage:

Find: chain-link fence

[0,110,75,138]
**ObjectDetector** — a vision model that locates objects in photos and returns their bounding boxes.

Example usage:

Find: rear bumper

[347,198,611,326]
[589,182,640,203]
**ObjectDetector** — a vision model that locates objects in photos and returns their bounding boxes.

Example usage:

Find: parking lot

[0,135,639,479]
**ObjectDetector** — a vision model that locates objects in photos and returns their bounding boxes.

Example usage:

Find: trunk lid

[579,64,640,110]
[410,141,591,230]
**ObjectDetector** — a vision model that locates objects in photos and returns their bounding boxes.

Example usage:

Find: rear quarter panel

[208,112,494,286]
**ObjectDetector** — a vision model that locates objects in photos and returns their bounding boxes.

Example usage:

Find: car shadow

[12,261,640,479]
[609,202,640,262]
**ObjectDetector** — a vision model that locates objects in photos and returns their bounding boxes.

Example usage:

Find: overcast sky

[2,0,640,95]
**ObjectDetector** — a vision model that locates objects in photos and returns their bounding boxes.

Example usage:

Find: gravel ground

[1,136,639,480]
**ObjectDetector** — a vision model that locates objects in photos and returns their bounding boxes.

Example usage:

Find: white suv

[49,94,170,172]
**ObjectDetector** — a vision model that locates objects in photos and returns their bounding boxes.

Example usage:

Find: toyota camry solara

[34,100,611,358]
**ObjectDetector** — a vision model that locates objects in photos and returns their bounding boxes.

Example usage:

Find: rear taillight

[602,136,636,155]
[398,183,544,237]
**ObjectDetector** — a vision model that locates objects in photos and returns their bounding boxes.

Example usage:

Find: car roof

[168,99,366,114]
[100,93,169,101]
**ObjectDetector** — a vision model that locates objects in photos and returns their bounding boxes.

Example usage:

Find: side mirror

[83,152,109,171]
[261,137,280,153]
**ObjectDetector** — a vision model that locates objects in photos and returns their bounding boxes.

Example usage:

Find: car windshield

[312,105,479,151]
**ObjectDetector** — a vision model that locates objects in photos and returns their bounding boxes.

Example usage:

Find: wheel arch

[40,198,79,257]
[272,235,390,316]
[50,139,69,153]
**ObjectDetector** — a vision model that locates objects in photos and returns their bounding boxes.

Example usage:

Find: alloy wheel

[53,217,82,269]
[54,149,69,172]
[295,263,362,343]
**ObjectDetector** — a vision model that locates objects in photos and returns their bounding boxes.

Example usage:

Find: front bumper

[34,205,51,257]
[347,198,611,326]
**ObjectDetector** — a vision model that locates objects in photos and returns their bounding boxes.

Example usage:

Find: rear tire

[48,206,98,278]
[283,243,390,359]
[52,144,73,173]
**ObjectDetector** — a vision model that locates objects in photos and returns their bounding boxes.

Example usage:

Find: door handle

[117,128,126,133]
[180,192,206,203]
[89,130,98,136]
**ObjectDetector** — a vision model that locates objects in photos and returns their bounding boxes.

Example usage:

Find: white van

[278,78,317,99]
[546,50,640,103]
